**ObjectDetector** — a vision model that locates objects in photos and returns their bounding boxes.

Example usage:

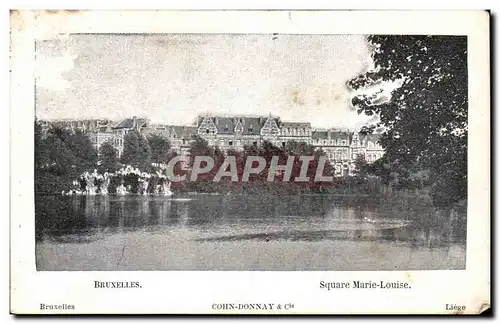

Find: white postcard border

[10,10,490,314]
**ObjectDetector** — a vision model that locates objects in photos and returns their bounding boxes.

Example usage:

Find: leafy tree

[188,135,215,169]
[148,134,171,164]
[121,130,152,171]
[120,131,140,166]
[98,141,119,173]
[347,35,467,204]
[137,133,152,171]
[34,122,98,194]
[285,140,315,156]
[352,154,368,179]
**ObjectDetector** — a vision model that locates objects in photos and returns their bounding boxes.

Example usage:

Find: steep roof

[113,118,148,130]
[241,117,264,135]
[214,117,236,135]
[281,122,312,129]
[97,126,113,133]
[169,125,197,138]
[197,115,268,136]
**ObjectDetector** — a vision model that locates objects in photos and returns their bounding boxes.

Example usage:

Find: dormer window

[225,125,229,132]
[206,129,210,134]
[248,127,253,134]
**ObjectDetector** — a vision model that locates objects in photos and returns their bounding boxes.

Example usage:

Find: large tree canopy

[121,131,152,171]
[99,141,119,173]
[34,122,98,194]
[147,134,172,164]
[348,35,467,205]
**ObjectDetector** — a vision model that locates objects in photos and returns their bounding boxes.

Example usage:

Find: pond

[35,194,466,271]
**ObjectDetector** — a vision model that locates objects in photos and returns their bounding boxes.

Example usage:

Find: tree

[137,134,152,171]
[347,35,467,204]
[120,131,151,171]
[120,131,140,166]
[65,129,98,171]
[99,141,119,173]
[352,155,368,179]
[148,134,171,164]
[34,123,98,194]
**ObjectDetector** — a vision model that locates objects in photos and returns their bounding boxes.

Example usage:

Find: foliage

[121,130,151,172]
[352,154,368,178]
[34,121,98,194]
[185,137,335,194]
[147,134,172,164]
[348,35,467,205]
[98,141,119,173]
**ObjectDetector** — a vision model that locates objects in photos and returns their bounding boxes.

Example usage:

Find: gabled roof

[198,116,218,132]
[234,119,243,133]
[97,126,113,133]
[113,118,148,130]
[260,116,280,136]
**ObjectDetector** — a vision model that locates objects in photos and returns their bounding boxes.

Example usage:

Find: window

[253,141,258,146]
[182,139,186,144]
[224,125,229,132]
[342,140,347,145]
[206,129,209,134]
[282,142,286,148]
[229,141,233,146]
[237,140,241,146]
[248,127,253,134]
[323,140,327,145]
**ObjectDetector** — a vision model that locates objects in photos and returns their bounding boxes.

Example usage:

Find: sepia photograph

[34,33,467,271]
[10,10,489,314]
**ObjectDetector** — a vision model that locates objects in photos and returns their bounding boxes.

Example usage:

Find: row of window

[324,152,382,162]
[201,127,312,136]
[281,128,310,136]
[315,139,348,146]
[208,139,259,147]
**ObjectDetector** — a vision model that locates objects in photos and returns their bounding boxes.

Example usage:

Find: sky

[35,34,384,129]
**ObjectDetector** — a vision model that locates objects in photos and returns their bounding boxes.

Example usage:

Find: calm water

[35,194,467,270]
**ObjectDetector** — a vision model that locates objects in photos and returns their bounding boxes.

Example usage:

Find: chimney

[132,116,137,130]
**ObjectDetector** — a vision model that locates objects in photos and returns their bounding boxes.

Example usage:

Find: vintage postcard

[10,10,490,314]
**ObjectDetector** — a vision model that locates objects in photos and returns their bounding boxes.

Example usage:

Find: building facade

[43,114,385,176]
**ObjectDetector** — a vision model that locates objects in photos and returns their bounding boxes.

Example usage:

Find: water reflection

[35,194,466,250]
